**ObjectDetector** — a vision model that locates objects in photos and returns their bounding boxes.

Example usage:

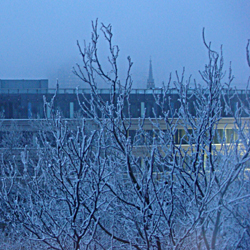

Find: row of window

[128,128,239,145]
[0,93,243,119]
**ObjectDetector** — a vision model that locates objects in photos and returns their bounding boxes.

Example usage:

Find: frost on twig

[1,22,250,250]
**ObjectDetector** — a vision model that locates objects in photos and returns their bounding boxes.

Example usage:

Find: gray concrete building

[0,79,48,90]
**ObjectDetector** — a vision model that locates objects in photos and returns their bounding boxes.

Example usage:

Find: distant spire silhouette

[147,58,155,89]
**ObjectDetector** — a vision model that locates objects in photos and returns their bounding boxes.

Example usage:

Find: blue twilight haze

[0,0,249,88]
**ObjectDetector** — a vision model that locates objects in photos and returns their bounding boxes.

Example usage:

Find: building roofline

[0,87,249,95]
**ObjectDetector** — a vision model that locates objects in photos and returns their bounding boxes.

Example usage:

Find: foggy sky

[0,0,249,88]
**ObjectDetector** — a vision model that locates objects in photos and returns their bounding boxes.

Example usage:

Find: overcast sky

[0,0,249,88]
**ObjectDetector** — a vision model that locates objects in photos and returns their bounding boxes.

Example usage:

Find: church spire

[147,58,155,89]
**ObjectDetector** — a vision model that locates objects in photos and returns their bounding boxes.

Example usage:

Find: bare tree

[73,22,250,249]
[1,21,250,250]
[1,116,108,249]
[247,39,250,68]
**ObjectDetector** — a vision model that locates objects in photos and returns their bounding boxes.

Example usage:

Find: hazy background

[0,0,249,88]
